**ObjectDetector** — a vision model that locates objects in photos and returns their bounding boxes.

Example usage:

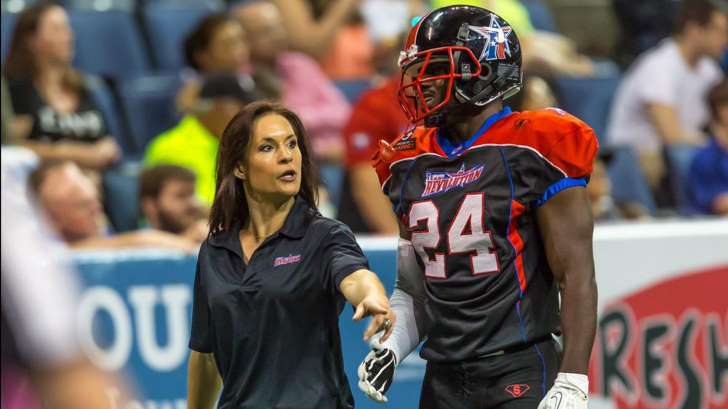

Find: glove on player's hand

[357,347,397,403]
[537,373,588,409]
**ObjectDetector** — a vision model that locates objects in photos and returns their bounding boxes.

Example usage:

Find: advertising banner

[73,220,728,409]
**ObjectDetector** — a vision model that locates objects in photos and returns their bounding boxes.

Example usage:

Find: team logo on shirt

[505,383,530,398]
[273,254,301,267]
[421,163,484,197]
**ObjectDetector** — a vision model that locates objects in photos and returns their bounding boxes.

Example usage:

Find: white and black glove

[537,373,589,409]
[357,347,397,403]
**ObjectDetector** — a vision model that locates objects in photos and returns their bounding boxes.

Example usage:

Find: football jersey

[373,107,598,363]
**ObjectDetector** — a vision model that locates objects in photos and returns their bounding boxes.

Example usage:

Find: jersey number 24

[409,193,500,279]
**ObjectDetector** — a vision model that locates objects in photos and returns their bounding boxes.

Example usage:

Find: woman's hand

[340,269,396,343]
[352,293,396,343]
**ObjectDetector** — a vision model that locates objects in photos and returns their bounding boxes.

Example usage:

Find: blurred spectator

[1,76,18,145]
[139,165,208,242]
[687,79,728,215]
[432,0,596,77]
[268,0,361,60]
[2,2,120,171]
[315,2,375,80]
[338,75,407,234]
[146,73,257,205]
[606,0,726,200]
[2,153,134,409]
[507,75,559,111]
[611,0,682,69]
[233,0,351,162]
[28,160,197,252]
[588,157,622,221]
[177,13,251,113]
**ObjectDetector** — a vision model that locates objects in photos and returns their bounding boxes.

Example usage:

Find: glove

[537,373,589,409]
[357,347,397,403]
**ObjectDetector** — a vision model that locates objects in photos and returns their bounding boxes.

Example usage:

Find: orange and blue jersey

[373,107,598,363]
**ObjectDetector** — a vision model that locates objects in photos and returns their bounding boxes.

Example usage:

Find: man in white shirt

[607,0,726,192]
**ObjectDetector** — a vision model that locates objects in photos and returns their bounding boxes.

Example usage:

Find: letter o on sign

[77,286,132,371]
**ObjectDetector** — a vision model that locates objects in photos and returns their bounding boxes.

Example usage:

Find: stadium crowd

[1,0,726,253]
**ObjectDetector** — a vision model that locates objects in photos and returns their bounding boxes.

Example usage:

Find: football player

[357,5,598,409]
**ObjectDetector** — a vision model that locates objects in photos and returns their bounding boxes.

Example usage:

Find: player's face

[241,113,302,201]
[402,57,451,112]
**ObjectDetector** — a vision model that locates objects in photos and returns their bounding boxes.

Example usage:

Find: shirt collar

[436,106,512,157]
[207,196,314,255]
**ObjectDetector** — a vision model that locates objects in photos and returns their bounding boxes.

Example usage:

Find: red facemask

[398,46,481,125]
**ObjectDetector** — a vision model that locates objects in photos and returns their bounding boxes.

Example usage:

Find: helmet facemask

[398,46,482,126]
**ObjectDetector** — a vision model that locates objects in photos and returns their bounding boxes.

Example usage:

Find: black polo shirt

[189,197,369,409]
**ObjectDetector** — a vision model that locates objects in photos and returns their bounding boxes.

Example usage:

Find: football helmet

[398,5,523,127]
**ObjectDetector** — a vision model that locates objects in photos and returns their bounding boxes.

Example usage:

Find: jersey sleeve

[516,109,599,205]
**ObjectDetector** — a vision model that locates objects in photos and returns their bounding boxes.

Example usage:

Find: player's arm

[187,351,222,409]
[358,224,430,403]
[536,186,596,409]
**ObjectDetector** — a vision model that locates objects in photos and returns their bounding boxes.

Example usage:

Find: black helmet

[398,5,522,127]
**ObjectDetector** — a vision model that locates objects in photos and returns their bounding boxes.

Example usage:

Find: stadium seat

[334,79,374,103]
[118,74,181,154]
[604,145,657,214]
[68,9,150,78]
[664,144,700,215]
[102,163,140,233]
[1,12,18,63]
[142,2,221,71]
[84,75,135,156]
[555,75,621,143]
[522,0,558,32]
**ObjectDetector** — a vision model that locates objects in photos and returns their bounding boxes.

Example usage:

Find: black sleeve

[7,80,39,116]
[322,221,370,294]
[189,246,213,353]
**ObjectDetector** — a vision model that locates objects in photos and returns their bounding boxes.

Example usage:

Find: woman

[187,101,394,409]
[3,1,120,170]
[177,13,252,113]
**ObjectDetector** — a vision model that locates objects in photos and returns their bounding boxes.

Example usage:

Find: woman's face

[203,21,249,72]
[240,113,302,201]
[31,6,74,66]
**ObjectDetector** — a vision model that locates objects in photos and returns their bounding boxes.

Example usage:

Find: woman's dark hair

[184,13,236,70]
[208,101,319,236]
[3,1,83,92]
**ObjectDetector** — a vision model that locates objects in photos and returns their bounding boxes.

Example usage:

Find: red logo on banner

[589,266,728,409]
[505,384,530,398]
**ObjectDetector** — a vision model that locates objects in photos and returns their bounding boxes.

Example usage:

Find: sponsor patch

[505,384,530,398]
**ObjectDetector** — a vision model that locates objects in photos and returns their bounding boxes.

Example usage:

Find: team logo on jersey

[273,254,301,267]
[469,19,513,61]
[505,384,530,398]
[422,163,483,197]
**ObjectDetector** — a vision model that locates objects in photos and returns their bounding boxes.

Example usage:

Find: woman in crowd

[3,1,120,170]
[187,101,394,409]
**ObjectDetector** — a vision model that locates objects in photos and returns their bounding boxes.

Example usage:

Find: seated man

[607,0,726,202]
[687,79,728,215]
[29,160,198,252]
[145,73,257,205]
[139,165,207,242]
